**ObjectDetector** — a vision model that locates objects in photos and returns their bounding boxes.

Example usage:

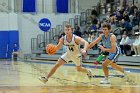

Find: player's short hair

[102,23,111,30]
[65,24,72,28]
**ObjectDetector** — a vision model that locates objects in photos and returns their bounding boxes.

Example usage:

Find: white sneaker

[100,78,110,84]
[132,55,137,56]
[39,77,48,84]
[87,69,93,79]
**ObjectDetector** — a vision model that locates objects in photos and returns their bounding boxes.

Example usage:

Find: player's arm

[86,35,102,50]
[101,35,117,52]
[55,37,64,51]
[75,36,89,51]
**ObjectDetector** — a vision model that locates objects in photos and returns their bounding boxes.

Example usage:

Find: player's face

[103,27,110,36]
[64,27,72,35]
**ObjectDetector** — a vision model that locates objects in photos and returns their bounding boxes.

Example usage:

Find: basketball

[46,44,57,55]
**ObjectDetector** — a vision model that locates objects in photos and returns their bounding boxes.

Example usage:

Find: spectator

[90,15,98,25]
[115,11,123,22]
[119,6,125,15]
[120,34,132,56]
[91,9,98,16]
[121,28,128,35]
[96,21,101,30]
[132,13,139,27]
[88,33,93,44]
[132,32,140,56]
[125,5,130,13]
[73,24,81,37]
[87,33,97,50]
[129,4,138,15]
[123,11,130,22]
[121,19,132,34]
[12,43,19,61]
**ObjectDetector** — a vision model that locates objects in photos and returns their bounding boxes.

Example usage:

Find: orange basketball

[46,44,56,55]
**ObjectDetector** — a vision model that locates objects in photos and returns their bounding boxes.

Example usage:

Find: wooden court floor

[0,60,140,93]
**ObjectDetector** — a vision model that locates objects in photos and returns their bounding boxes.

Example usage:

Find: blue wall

[0,31,19,59]
[56,0,68,13]
[23,0,36,12]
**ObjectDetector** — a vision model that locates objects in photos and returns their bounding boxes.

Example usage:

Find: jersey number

[68,46,74,52]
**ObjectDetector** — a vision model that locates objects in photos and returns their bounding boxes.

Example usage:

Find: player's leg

[100,59,111,84]
[73,55,93,78]
[110,62,132,83]
[109,48,125,73]
[137,45,140,56]
[101,49,123,84]
[110,62,124,73]
[39,53,69,83]
[76,66,90,73]
[100,50,120,84]
[102,59,111,77]
[133,45,138,55]
[76,66,93,79]
[47,58,66,79]
[39,58,66,83]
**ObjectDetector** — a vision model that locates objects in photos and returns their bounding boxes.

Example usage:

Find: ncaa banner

[38,18,51,32]
[56,0,68,13]
[23,0,36,12]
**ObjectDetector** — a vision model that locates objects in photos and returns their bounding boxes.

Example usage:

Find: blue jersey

[101,33,113,48]
[101,33,120,62]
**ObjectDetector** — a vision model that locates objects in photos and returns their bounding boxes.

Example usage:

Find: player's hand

[99,45,105,52]
[81,49,87,57]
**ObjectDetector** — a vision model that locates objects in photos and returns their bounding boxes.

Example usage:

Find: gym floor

[0,60,140,93]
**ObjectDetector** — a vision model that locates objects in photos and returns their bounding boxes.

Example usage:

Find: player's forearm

[56,38,63,51]
[87,36,101,50]
[86,41,96,50]
[83,41,89,51]
[56,44,62,51]
[104,47,116,52]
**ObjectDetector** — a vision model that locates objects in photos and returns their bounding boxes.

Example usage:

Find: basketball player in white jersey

[39,24,93,83]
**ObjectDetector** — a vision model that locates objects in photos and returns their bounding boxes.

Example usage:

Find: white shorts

[60,52,82,66]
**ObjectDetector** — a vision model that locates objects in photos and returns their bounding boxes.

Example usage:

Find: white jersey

[63,34,80,55]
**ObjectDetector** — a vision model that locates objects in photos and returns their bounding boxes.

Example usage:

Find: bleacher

[31,47,140,66]
[28,3,140,66]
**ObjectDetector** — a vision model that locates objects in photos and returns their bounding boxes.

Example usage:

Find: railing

[86,9,92,17]
[80,12,86,26]
[75,15,81,26]
[69,18,75,28]
[31,38,37,50]
[37,34,44,49]
[56,25,63,34]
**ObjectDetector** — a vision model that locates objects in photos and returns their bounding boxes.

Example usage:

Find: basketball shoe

[39,77,48,84]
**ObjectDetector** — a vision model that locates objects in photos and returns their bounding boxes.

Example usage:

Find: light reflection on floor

[0,60,139,93]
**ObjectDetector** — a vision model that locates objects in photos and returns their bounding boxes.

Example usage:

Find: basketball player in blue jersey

[86,23,126,84]
[39,24,93,83]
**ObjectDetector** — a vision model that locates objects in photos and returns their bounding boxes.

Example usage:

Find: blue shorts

[107,48,120,62]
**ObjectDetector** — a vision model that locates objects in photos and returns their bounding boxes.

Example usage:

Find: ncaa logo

[38,18,51,32]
